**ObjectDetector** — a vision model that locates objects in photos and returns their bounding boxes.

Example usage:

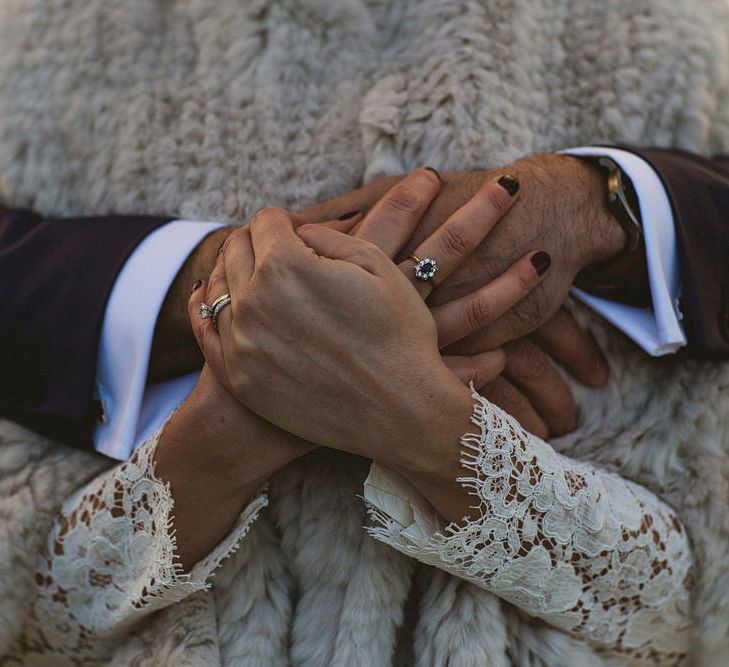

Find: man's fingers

[503,338,578,436]
[442,350,506,389]
[431,250,551,348]
[397,174,519,299]
[296,175,404,224]
[481,376,550,440]
[532,307,609,387]
[354,168,441,259]
[297,224,386,274]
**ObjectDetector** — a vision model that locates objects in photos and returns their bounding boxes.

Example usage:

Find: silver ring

[211,294,232,328]
[410,255,439,281]
[199,303,214,319]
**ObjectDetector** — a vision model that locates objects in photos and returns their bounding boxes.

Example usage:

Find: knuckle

[511,340,549,382]
[490,380,528,412]
[465,297,493,332]
[485,188,508,213]
[383,188,421,215]
[249,207,279,227]
[206,274,227,300]
[466,365,487,389]
[356,241,383,263]
[439,225,471,258]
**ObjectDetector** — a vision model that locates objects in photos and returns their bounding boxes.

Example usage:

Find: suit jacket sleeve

[0,205,172,449]
[627,148,729,356]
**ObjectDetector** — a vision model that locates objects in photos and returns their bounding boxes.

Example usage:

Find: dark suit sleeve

[0,205,172,449]
[623,148,729,356]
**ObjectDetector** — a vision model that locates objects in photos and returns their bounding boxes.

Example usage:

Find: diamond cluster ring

[410,255,439,281]
[199,293,232,328]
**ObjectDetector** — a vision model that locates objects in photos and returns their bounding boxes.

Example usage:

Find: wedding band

[211,293,232,328]
[410,255,439,281]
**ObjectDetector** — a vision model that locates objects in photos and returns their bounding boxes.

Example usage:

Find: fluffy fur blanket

[1,1,729,665]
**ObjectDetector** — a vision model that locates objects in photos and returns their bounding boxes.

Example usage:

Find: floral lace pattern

[7,428,267,665]
[366,392,694,665]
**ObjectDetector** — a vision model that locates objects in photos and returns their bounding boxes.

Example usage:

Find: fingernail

[497,174,520,196]
[425,166,441,182]
[531,251,551,276]
[190,279,202,295]
[336,210,360,221]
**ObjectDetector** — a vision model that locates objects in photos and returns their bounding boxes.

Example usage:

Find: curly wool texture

[0,1,729,665]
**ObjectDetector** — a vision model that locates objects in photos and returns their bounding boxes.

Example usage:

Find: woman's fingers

[502,338,578,436]
[431,250,551,348]
[247,207,308,262]
[187,279,228,386]
[397,174,520,298]
[531,307,609,387]
[481,376,550,440]
[442,350,506,389]
[297,223,387,274]
[215,225,255,301]
[353,167,441,259]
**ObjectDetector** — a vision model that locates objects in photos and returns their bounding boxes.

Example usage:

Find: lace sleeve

[11,426,267,665]
[365,392,694,665]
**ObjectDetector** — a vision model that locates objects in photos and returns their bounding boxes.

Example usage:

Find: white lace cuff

[23,425,267,664]
[364,391,693,664]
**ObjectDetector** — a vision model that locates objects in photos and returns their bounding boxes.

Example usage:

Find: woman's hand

[152,216,364,570]
[198,170,551,475]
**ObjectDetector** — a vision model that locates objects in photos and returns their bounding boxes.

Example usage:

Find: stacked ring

[199,293,232,328]
[211,294,232,327]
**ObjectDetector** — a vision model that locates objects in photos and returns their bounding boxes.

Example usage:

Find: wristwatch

[587,155,643,254]
[574,155,650,307]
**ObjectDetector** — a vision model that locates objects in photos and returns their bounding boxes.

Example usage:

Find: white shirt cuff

[93,220,224,460]
[561,147,687,356]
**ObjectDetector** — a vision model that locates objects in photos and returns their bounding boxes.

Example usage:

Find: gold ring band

[409,254,421,264]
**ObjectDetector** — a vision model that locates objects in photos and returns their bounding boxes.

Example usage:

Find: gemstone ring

[410,254,439,281]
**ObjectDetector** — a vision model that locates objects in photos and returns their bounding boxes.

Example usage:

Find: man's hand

[297,155,619,438]
[150,154,617,439]
[410,154,626,350]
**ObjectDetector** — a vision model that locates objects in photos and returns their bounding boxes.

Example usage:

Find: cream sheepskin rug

[1,1,729,665]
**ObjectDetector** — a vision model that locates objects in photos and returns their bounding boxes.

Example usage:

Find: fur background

[1,0,728,664]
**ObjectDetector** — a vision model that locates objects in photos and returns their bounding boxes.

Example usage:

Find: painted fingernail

[531,251,551,276]
[336,210,360,221]
[190,279,203,295]
[425,166,441,182]
[498,174,520,196]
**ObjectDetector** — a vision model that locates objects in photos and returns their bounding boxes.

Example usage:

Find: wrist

[565,156,628,267]
[382,372,474,479]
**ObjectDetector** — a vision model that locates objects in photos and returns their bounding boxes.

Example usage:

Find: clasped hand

[189,169,555,475]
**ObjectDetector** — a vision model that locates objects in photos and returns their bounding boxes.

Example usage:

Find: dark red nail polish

[425,166,441,182]
[336,210,360,221]
[498,174,520,196]
[531,251,551,276]
[190,279,202,295]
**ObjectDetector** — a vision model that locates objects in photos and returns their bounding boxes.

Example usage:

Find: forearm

[154,374,313,570]
[148,225,234,382]
[19,405,268,662]
[371,390,693,661]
